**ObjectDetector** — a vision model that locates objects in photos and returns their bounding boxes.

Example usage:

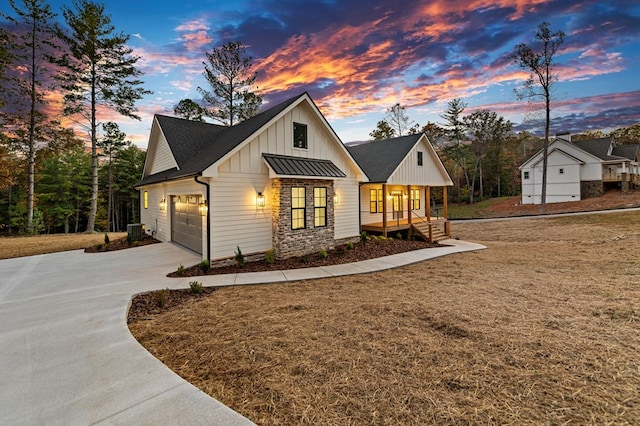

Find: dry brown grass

[129,212,640,425]
[0,232,126,259]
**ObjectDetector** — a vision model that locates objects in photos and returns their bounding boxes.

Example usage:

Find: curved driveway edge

[0,239,484,425]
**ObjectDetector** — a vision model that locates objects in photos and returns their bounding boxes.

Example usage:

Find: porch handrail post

[382,183,387,237]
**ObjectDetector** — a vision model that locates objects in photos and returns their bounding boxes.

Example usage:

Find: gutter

[194,175,211,263]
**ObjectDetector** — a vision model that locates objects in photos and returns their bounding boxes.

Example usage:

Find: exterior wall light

[198,200,208,216]
[159,198,166,211]
[333,193,339,205]
[256,192,266,208]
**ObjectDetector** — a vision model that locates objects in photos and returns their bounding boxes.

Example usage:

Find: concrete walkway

[0,239,484,425]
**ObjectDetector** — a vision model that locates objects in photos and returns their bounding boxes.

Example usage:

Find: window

[559,168,564,175]
[369,189,383,213]
[417,151,423,166]
[411,188,421,210]
[293,122,308,149]
[314,187,327,227]
[291,187,306,229]
[143,191,148,209]
[523,171,530,180]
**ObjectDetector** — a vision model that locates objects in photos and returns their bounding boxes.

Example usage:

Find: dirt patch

[169,238,440,277]
[129,211,640,425]
[473,188,640,218]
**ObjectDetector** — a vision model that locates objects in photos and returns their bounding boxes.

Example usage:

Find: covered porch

[360,183,451,242]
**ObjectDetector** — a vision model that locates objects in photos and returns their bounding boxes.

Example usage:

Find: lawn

[129,211,640,425]
[0,232,127,259]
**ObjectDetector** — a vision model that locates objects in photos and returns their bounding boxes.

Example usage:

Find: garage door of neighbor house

[171,195,203,254]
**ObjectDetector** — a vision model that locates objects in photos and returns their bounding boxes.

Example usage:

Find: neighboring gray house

[519,134,639,205]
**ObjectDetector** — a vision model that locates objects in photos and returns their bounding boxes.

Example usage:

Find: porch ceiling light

[198,200,208,216]
[256,192,266,208]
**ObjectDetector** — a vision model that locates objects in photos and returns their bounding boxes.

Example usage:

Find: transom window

[417,151,423,166]
[291,187,306,230]
[411,188,421,210]
[293,122,308,149]
[314,187,327,227]
[369,189,383,213]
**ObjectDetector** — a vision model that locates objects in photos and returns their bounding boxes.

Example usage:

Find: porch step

[411,222,448,243]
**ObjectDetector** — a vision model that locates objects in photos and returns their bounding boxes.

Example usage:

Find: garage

[171,195,203,254]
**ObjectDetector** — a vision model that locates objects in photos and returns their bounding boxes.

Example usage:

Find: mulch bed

[84,234,160,253]
[168,238,441,277]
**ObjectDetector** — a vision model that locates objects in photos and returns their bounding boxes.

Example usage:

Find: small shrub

[176,263,185,276]
[198,259,210,272]
[189,281,203,294]
[235,246,246,267]
[396,232,403,240]
[336,246,346,255]
[360,231,368,244]
[346,241,354,250]
[104,233,110,244]
[265,249,276,264]
[300,255,309,264]
[318,250,328,259]
[154,288,169,307]
[126,233,133,246]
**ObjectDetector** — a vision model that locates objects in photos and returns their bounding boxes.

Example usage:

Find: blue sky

[24,0,640,147]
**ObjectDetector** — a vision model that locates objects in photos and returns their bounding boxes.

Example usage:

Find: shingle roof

[136,93,307,186]
[262,154,346,178]
[571,137,624,161]
[346,134,421,182]
[611,144,640,161]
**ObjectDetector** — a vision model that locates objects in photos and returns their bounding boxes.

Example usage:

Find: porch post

[443,186,450,236]
[382,183,388,237]
[425,186,431,221]
[407,185,412,239]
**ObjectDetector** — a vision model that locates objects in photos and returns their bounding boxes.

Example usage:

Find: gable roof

[136,93,307,186]
[262,154,346,178]
[571,137,625,162]
[611,144,640,161]
[347,134,421,182]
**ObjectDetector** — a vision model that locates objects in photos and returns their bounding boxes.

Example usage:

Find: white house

[136,92,453,262]
[136,93,368,261]
[519,134,639,205]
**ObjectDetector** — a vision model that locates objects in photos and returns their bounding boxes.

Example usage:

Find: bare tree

[513,22,565,213]
[198,41,262,126]
[386,103,413,137]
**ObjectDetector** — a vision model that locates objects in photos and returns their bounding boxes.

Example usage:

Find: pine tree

[55,0,151,232]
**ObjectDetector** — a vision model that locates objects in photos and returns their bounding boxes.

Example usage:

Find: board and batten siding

[387,138,452,186]
[204,100,363,257]
[145,122,177,175]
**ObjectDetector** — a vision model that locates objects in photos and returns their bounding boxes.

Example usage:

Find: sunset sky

[28,0,640,147]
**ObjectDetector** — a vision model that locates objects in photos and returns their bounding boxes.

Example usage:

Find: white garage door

[171,195,203,254]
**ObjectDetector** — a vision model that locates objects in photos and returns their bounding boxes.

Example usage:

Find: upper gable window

[293,122,308,149]
[417,151,423,166]
[523,171,530,180]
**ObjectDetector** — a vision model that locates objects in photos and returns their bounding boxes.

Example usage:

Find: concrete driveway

[0,243,254,425]
[0,239,484,425]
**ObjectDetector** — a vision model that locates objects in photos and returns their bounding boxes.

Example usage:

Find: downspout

[194,175,211,263]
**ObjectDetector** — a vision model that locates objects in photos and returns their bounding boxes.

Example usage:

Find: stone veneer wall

[272,178,335,259]
[580,180,604,199]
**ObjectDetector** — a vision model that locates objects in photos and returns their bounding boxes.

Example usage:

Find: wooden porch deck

[361,217,443,234]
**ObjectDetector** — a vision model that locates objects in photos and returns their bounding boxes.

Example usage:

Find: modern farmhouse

[136,92,453,262]
[519,134,640,205]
